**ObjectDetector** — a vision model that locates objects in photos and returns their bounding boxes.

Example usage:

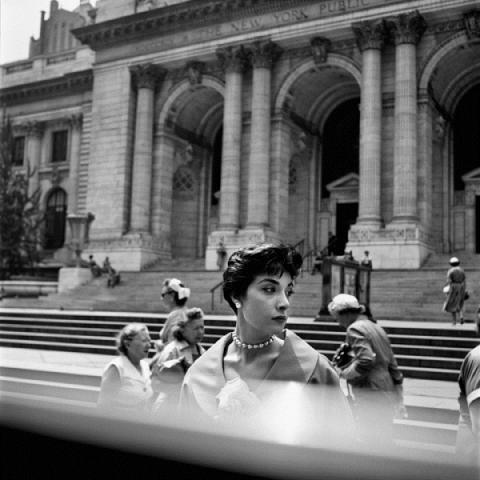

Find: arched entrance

[156,77,224,260]
[454,84,480,252]
[44,188,67,250]
[322,98,360,255]
[276,56,361,253]
[420,31,480,254]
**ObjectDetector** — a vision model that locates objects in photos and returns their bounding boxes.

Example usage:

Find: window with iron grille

[13,136,25,166]
[51,130,68,163]
[173,166,195,198]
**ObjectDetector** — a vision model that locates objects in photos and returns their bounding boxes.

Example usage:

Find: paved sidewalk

[0,345,460,412]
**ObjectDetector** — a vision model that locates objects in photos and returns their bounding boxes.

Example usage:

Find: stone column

[387,11,426,223]
[67,113,83,214]
[246,40,282,228]
[270,113,292,235]
[353,20,386,226]
[26,121,44,198]
[216,46,247,230]
[465,188,476,253]
[151,129,176,254]
[129,63,166,232]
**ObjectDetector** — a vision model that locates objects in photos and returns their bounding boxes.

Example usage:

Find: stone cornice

[72,0,404,51]
[0,70,93,106]
[72,0,287,50]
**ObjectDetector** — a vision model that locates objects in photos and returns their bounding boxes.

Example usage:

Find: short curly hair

[222,243,303,314]
[172,307,204,341]
[115,323,149,355]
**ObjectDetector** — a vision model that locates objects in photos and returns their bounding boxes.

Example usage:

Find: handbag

[332,343,354,369]
[464,290,470,300]
[151,357,188,385]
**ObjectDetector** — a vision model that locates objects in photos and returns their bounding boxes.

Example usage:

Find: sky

[0,0,89,64]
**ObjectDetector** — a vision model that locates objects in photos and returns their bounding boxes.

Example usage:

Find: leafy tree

[0,116,44,279]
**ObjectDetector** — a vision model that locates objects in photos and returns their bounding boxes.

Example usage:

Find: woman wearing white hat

[443,257,467,325]
[328,293,405,445]
[155,278,191,352]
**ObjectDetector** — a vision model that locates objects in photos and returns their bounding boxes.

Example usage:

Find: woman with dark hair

[157,278,191,349]
[151,307,206,410]
[97,323,154,411]
[179,243,351,424]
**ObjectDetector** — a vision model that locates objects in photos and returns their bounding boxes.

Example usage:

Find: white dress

[98,354,153,411]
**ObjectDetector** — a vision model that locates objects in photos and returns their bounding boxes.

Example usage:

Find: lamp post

[67,213,95,267]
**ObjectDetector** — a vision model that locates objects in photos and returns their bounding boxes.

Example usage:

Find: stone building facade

[1,0,480,270]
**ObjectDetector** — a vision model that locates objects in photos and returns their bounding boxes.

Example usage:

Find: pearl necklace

[232,331,275,350]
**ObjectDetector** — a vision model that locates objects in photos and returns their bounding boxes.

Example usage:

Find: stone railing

[0,281,58,298]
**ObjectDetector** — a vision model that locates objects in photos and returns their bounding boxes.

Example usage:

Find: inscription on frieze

[120,0,393,58]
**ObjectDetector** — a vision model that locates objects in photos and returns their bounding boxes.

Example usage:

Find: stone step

[2,265,479,321]
[0,309,474,382]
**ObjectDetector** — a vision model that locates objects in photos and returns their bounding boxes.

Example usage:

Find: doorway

[336,202,358,255]
[44,188,67,250]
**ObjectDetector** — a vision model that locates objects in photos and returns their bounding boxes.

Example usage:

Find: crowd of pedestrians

[96,242,480,461]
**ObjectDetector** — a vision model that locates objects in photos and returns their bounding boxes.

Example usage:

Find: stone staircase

[0,267,474,321]
[0,307,466,455]
[1,308,476,381]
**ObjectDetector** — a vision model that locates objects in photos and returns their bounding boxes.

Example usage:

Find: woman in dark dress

[443,257,466,325]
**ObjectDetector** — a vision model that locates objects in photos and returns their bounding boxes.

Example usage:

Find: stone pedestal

[205,228,279,270]
[58,267,93,293]
[347,224,433,269]
[86,232,169,272]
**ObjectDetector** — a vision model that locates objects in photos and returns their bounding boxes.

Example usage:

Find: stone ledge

[0,281,58,297]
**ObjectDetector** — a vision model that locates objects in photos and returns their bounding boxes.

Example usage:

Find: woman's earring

[234,301,241,309]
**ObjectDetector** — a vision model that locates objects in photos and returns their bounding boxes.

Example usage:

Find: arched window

[173,166,195,198]
[44,188,67,249]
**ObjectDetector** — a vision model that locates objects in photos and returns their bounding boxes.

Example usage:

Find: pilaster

[67,113,83,214]
[352,19,386,228]
[25,121,44,198]
[129,63,166,233]
[245,40,282,229]
[387,11,426,224]
[216,45,248,231]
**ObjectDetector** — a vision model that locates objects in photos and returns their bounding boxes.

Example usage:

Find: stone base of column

[58,267,93,293]
[355,216,383,228]
[205,227,279,270]
[85,232,171,272]
[347,223,433,269]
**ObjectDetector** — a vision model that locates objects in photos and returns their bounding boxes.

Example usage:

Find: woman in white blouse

[97,323,154,412]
